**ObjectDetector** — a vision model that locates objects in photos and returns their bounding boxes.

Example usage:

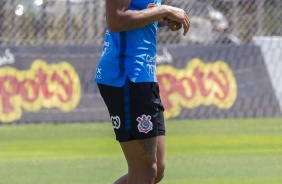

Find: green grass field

[1,118,282,184]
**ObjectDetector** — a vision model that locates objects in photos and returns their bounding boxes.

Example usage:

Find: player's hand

[163,5,191,36]
[165,18,182,31]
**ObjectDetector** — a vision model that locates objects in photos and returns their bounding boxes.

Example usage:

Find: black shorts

[97,79,165,142]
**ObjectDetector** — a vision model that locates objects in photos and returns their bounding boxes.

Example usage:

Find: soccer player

[94,0,190,183]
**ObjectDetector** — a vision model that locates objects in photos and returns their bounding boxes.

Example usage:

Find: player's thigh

[120,137,158,170]
[119,136,165,169]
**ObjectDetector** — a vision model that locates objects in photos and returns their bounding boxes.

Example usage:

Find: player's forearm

[106,5,170,33]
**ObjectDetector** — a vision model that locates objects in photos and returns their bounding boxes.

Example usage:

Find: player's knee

[147,163,158,180]
[137,162,158,183]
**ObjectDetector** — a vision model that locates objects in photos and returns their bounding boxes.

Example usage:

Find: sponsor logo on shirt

[147,64,156,74]
[95,67,102,80]
[146,55,156,63]
[146,55,157,74]
[101,41,110,56]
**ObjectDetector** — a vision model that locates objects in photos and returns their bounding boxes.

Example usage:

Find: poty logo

[157,58,237,119]
[136,114,153,134]
[0,59,81,123]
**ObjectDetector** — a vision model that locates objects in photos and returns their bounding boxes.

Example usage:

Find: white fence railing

[0,0,281,46]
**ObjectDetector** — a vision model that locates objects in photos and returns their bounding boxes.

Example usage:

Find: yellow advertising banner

[157,58,237,119]
[0,59,81,123]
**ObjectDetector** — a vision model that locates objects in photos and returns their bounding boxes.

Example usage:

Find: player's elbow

[107,23,121,33]
[106,12,132,33]
[107,19,127,33]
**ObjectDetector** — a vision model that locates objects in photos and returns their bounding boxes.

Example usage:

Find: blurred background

[0,0,281,46]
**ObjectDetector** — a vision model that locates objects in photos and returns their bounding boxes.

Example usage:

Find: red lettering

[194,68,210,97]
[0,60,81,123]
[208,70,229,101]
[0,76,19,114]
[156,59,237,119]
[36,69,53,99]
[179,77,196,100]
[158,74,197,110]
[20,79,39,102]
[51,71,72,102]
[158,74,176,109]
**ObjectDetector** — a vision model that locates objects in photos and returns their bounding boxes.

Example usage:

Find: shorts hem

[117,133,166,142]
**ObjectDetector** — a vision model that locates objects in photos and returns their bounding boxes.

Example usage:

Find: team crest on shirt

[137,114,153,134]
[111,116,121,129]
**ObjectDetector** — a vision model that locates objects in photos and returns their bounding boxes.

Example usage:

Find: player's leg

[98,80,166,184]
[120,137,158,184]
[114,135,165,184]
[124,81,166,183]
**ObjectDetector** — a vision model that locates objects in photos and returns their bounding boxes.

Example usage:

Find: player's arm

[106,0,168,32]
[158,18,167,28]
[106,0,190,35]
[158,1,178,29]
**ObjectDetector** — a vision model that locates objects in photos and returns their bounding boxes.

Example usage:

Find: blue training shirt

[94,0,162,87]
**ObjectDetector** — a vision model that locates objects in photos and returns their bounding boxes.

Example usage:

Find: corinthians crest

[136,114,153,134]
